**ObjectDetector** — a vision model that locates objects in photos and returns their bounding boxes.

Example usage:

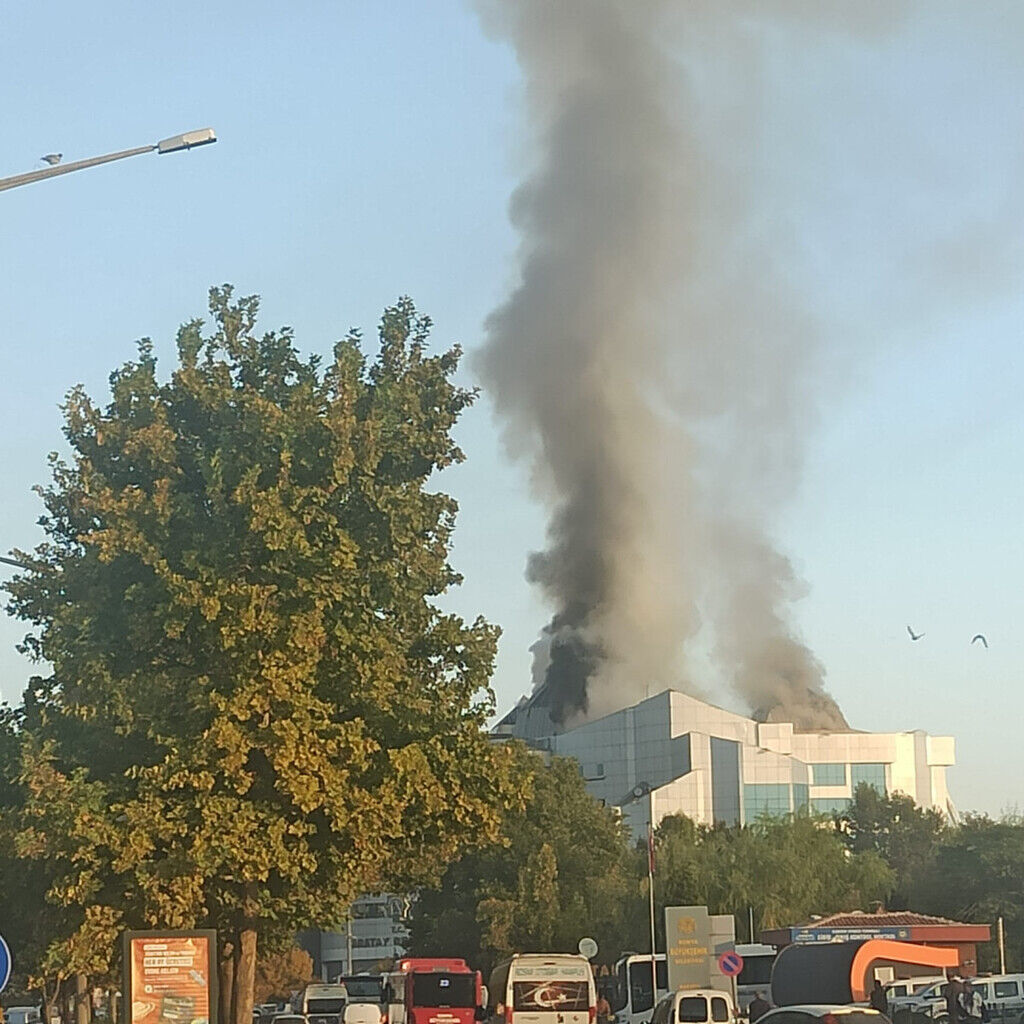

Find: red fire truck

[384,958,485,1024]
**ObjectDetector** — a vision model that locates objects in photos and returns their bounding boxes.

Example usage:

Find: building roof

[797,911,971,928]
[760,909,991,948]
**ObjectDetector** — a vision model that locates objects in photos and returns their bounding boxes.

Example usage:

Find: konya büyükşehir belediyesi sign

[123,931,218,1024]
[665,906,712,991]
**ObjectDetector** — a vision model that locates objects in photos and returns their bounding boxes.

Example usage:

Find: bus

[609,955,667,1024]
[488,953,596,1024]
[610,945,777,1024]
[384,957,484,1024]
[339,977,386,1006]
[733,944,777,1015]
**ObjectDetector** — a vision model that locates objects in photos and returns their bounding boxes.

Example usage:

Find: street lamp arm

[0,555,32,570]
[0,144,156,193]
[0,129,215,194]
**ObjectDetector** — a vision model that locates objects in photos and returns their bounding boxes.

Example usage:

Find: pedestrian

[870,981,889,1017]
[748,993,771,1023]
[960,981,985,1024]
[946,975,964,1024]
[596,992,612,1024]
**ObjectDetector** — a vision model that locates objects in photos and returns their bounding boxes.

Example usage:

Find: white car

[343,1005,383,1024]
[650,989,737,1024]
[757,1005,891,1024]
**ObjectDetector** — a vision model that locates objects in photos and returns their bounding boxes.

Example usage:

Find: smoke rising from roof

[472,1,926,731]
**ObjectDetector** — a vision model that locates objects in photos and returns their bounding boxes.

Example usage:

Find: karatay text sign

[124,930,218,1024]
[665,906,712,991]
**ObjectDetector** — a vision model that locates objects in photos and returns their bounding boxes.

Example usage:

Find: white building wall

[525,689,955,839]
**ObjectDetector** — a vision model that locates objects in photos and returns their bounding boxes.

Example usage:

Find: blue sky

[2,2,1023,814]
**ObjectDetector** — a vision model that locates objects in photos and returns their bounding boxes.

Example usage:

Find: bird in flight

[971,634,988,648]
[907,626,924,641]
[40,153,62,166]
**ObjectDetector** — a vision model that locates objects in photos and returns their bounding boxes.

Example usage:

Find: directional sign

[0,932,12,993]
[717,951,744,978]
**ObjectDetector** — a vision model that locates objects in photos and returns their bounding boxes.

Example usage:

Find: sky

[2,1,1023,814]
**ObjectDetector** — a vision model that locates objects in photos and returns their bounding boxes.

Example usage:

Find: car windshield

[343,979,384,1001]
[308,1000,346,1014]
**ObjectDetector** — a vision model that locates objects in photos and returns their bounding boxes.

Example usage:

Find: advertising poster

[124,931,217,1024]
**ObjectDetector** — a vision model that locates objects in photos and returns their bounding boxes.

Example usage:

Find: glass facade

[850,762,886,793]
[743,783,791,820]
[792,782,810,811]
[811,763,846,785]
[812,796,852,815]
[710,737,741,826]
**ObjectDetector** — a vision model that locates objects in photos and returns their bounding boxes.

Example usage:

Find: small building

[760,911,991,977]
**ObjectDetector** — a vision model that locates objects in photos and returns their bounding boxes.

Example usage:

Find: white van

[300,984,350,1024]
[909,976,1024,1022]
[650,989,737,1024]
[489,954,596,1024]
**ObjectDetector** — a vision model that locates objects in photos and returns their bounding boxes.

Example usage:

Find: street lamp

[0,556,31,570]
[0,128,216,194]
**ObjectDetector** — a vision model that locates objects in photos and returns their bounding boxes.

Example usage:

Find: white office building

[493,689,955,840]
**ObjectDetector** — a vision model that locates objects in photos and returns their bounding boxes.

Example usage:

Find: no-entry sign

[718,951,744,978]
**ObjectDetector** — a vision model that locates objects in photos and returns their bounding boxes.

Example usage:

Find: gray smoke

[472,0,916,730]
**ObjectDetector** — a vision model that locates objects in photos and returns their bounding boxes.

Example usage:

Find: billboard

[123,931,217,1024]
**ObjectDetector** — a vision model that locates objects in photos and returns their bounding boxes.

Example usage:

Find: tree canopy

[4,287,524,1022]
[409,751,644,973]
[652,811,894,940]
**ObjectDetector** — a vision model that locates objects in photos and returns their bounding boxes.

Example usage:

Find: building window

[792,783,810,811]
[811,763,846,786]
[811,796,852,815]
[710,738,741,827]
[582,762,605,780]
[743,784,791,821]
[850,763,886,793]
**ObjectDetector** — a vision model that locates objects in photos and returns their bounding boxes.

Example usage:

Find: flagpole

[648,801,657,1004]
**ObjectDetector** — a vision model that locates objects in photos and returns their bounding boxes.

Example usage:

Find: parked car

[650,988,737,1024]
[757,1007,891,1024]
[343,1005,383,1024]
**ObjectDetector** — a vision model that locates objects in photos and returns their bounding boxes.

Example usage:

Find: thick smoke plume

[472,0,882,730]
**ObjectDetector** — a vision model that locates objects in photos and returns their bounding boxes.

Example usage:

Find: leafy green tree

[409,751,644,973]
[836,784,947,907]
[5,288,525,1024]
[911,813,1024,971]
[653,812,894,939]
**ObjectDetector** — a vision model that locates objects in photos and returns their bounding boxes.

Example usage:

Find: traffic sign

[0,932,12,992]
[579,937,599,959]
[717,951,744,978]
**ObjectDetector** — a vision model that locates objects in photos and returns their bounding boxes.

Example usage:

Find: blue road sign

[718,951,744,978]
[0,932,11,992]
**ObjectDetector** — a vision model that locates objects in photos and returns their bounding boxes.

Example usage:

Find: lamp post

[0,556,30,571]
[0,128,216,194]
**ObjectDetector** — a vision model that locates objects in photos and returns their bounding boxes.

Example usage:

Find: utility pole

[648,797,658,1005]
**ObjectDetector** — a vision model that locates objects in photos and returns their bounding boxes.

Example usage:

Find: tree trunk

[76,974,91,1024]
[232,929,257,1024]
[219,942,235,1024]
[42,975,61,1024]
